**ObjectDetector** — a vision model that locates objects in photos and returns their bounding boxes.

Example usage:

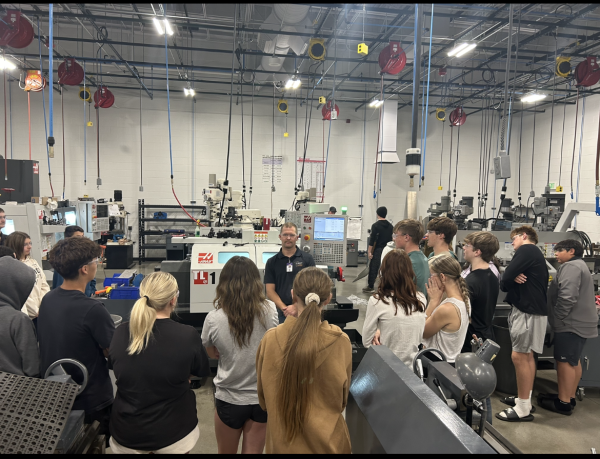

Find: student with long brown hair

[201,256,278,454]
[256,267,352,454]
[423,254,470,363]
[362,249,427,366]
[5,231,50,319]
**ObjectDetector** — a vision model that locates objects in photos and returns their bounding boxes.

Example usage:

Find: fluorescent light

[292,79,301,89]
[285,79,294,89]
[521,93,546,103]
[163,19,174,36]
[0,57,16,70]
[153,17,164,35]
[455,43,477,57]
[447,42,469,57]
[183,88,189,96]
[369,99,383,108]
[153,17,173,35]
[188,88,195,96]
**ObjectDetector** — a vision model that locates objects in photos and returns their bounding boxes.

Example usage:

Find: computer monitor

[217,252,250,264]
[64,211,77,226]
[313,216,345,241]
[1,219,15,236]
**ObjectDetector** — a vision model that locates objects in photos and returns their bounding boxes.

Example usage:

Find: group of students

[1,208,598,454]
[361,215,598,423]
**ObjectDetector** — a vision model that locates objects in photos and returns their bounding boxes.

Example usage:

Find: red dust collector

[574,56,600,87]
[0,10,34,48]
[57,58,84,86]
[378,42,406,75]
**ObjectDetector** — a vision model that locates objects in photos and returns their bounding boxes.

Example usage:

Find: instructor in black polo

[264,222,316,324]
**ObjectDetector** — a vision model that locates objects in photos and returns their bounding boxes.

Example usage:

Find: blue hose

[37,17,52,192]
[48,4,53,139]
[83,62,87,184]
[164,21,173,178]
[421,4,434,185]
[574,96,585,226]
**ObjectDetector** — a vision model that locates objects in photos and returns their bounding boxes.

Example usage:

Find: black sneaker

[362,286,374,293]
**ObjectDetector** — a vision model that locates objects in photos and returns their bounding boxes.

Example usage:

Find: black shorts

[215,398,267,430]
[553,332,587,367]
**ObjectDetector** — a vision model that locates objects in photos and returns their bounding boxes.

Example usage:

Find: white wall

[4,83,599,255]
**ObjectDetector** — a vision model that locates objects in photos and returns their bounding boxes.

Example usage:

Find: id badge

[286,263,293,273]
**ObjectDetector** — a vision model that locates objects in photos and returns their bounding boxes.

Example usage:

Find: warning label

[198,253,213,264]
[33,163,39,175]
[303,216,312,223]
[193,271,208,285]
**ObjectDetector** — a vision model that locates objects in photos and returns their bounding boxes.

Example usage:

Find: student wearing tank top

[422,254,470,363]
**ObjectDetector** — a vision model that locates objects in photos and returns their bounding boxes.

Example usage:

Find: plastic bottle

[195,223,200,237]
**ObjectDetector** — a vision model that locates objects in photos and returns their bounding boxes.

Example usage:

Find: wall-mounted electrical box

[493,151,511,179]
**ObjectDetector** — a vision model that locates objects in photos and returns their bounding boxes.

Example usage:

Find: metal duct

[255,5,310,82]
[375,99,400,163]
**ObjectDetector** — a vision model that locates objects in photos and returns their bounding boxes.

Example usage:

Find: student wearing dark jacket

[496,226,548,423]
[0,254,40,377]
[538,240,599,416]
[363,207,393,293]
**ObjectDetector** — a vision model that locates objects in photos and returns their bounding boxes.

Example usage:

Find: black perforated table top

[0,371,78,454]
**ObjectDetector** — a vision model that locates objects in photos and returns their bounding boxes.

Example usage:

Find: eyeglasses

[426,230,439,235]
[24,242,33,247]
[463,243,473,250]
[392,233,407,240]
[281,234,297,239]
[78,257,99,270]
[511,234,523,242]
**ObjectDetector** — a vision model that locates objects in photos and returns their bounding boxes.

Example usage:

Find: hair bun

[305,293,321,305]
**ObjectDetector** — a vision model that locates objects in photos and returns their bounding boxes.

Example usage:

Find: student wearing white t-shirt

[363,249,427,367]
[201,256,278,454]
[422,254,470,363]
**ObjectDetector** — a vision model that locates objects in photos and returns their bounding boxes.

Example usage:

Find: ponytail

[127,272,178,355]
[456,276,471,315]
[277,267,331,442]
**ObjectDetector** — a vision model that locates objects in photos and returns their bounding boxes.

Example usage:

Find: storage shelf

[138,199,209,264]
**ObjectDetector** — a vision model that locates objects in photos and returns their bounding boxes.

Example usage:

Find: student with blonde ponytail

[423,254,470,363]
[108,272,210,454]
[256,267,352,454]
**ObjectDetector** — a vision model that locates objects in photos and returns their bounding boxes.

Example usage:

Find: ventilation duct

[375,100,400,163]
[255,5,311,84]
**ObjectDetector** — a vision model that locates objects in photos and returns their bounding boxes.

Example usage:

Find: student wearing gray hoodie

[0,253,40,377]
[538,239,599,416]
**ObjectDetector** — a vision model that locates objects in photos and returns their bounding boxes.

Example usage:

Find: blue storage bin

[110,286,140,300]
[103,274,130,288]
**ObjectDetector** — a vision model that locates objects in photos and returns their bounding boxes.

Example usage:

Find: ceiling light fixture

[285,74,301,90]
[0,57,16,70]
[521,92,546,103]
[153,16,174,36]
[369,99,383,108]
[183,86,195,97]
[448,42,476,58]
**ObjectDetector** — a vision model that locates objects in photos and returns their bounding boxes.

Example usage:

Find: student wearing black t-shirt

[496,226,549,423]
[460,231,500,352]
[38,237,114,438]
[363,207,393,293]
[108,272,210,454]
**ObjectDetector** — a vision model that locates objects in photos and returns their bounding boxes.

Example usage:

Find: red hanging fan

[58,58,84,86]
[0,10,34,48]
[322,101,339,121]
[574,56,600,87]
[94,85,115,108]
[449,107,467,126]
[378,42,406,75]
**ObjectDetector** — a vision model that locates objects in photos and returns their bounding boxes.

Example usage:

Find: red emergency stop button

[304,235,310,241]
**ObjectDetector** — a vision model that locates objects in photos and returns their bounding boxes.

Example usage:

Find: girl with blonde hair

[423,254,470,363]
[256,267,352,454]
[108,272,209,454]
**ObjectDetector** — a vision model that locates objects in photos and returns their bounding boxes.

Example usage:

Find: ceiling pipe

[411,4,423,150]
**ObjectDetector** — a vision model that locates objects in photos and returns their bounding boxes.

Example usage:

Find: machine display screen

[262,252,278,263]
[64,211,77,226]
[97,205,108,218]
[314,217,345,241]
[1,219,15,235]
[217,252,250,263]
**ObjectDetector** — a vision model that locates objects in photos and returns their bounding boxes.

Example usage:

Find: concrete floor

[99,262,600,454]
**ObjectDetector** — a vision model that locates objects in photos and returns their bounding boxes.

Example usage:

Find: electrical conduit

[421,3,434,187]
[37,17,54,196]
